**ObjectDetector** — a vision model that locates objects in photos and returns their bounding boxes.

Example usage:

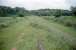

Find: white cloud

[66,0,76,6]
[0,0,72,10]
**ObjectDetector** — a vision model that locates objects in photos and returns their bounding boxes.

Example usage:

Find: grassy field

[0,16,76,50]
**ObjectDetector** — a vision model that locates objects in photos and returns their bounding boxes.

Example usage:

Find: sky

[0,0,76,10]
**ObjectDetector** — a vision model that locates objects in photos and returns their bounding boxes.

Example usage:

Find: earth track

[37,40,45,50]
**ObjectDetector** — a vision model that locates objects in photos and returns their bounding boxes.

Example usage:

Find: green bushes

[54,14,61,18]
[0,17,20,29]
[0,23,8,28]
[53,16,76,29]
[64,22,72,27]
[0,40,5,50]
[18,14,24,17]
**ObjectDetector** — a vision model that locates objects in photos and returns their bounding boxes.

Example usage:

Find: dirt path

[37,40,45,50]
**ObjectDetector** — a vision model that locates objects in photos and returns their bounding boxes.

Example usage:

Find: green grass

[0,16,76,50]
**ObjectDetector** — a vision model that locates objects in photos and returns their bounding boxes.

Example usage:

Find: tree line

[0,6,29,17]
[0,6,76,17]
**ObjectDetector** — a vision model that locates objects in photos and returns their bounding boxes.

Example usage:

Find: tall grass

[0,16,76,50]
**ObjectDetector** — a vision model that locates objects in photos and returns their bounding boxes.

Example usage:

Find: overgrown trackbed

[0,16,76,50]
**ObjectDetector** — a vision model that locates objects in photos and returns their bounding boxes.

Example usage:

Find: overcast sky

[0,0,76,10]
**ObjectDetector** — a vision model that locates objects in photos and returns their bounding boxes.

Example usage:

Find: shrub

[55,14,61,18]
[72,23,76,29]
[18,14,24,17]
[0,41,5,50]
[64,22,72,27]
[0,23,8,28]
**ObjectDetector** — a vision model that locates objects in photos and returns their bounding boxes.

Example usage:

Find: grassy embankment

[0,16,76,50]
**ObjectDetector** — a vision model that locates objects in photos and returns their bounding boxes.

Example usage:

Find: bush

[18,14,24,17]
[0,24,8,28]
[72,23,76,29]
[55,14,61,18]
[64,22,72,27]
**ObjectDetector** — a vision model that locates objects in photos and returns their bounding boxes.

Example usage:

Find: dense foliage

[31,9,72,16]
[71,6,76,16]
[0,6,74,17]
[0,6,29,17]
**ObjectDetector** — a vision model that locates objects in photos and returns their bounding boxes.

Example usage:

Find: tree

[0,6,29,17]
[71,6,76,16]
[0,6,8,17]
[54,9,62,17]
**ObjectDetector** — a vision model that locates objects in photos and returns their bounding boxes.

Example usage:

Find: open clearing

[0,16,76,50]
